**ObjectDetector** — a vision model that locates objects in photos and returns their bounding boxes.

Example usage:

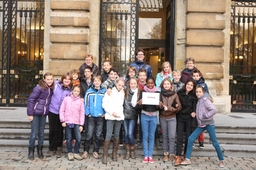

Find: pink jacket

[59,94,85,126]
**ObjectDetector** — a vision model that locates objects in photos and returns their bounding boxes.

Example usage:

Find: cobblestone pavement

[0,151,256,170]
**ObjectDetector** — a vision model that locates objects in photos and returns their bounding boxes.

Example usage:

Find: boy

[102,68,118,90]
[101,60,112,82]
[82,76,106,159]
[172,70,184,92]
[70,69,80,86]
[137,68,147,90]
[79,54,100,77]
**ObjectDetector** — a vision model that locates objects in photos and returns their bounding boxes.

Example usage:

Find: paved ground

[0,107,256,170]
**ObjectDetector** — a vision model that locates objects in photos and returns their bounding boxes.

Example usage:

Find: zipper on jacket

[43,88,51,115]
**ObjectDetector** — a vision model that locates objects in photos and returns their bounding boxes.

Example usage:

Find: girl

[59,85,85,161]
[102,78,125,164]
[155,61,173,88]
[123,78,141,160]
[137,77,160,164]
[181,86,225,168]
[175,80,197,166]
[47,72,72,158]
[125,66,136,86]
[159,78,182,162]
[27,72,54,160]
[70,69,80,86]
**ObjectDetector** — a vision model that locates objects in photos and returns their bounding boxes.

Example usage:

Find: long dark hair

[181,79,196,94]
[38,72,54,90]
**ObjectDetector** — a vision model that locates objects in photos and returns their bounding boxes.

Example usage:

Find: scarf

[163,72,169,79]
[161,88,175,97]
[144,85,159,92]
[130,88,138,107]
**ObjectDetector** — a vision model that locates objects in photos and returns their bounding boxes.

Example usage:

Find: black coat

[123,90,140,120]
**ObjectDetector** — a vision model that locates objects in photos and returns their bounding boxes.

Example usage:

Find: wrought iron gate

[230,1,256,112]
[100,0,138,77]
[0,0,44,106]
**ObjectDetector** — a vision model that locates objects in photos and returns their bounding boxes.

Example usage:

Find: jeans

[29,115,46,148]
[160,117,176,154]
[186,124,224,161]
[123,119,136,146]
[48,112,63,151]
[141,113,158,157]
[84,116,104,152]
[66,125,81,153]
[105,120,122,140]
[176,118,191,156]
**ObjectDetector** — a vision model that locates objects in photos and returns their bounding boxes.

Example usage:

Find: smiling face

[72,86,80,97]
[72,73,79,80]
[116,80,125,91]
[128,69,136,78]
[138,72,147,84]
[196,87,204,98]
[103,62,112,72]
[84,68,92,79]
[44,75,54,87]
[63,76,72,87]
[192,73,201,81]
[173,72,181,82]
[129,79,138,90]
[85,56,93,66]
[185,81,194,93]
[109,71,118,81]
[93,77,102,89]
[186,61,194,70]
[136,51,145,62]
[163,65,171,73]
[146,79,155,89]
[163,80,172,90]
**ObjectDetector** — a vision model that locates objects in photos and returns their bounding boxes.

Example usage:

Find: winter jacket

[72,79,80,86]
[195,77,209,94]
[102,78,115,90]
[79,63,99,77]
[49,80,72,114]
[101,70,110,83]
[196,95,216,127]
[80,77,92,98]
[59,94,85,126]
[130,60,152,78]
[177,89,197,120]
[27,85,53,116]
[84,85,106,117]
[155,72,173,88]
[180,67,199,84]
[159,90,182,119]
[172,80,184,93]
[123,90,140,120]
[102,87,125,121]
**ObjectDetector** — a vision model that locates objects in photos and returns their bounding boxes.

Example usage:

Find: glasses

[137,54,144,56]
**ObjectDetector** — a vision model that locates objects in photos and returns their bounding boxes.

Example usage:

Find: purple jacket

[49,80,72,114]
[27,85,53,116]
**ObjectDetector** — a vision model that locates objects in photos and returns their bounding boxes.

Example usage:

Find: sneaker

[219,161,225,168]
[73,153,83,160]
[163,152,169,162]
[46,150,55,157]
[199,142,204,148]
[148,157,154,163]
[93,152,100,159]
[63,140,66,145]
[142,156,148,163]
[181,158,191,165]
[67,153,74,161]
[82,151,88,159]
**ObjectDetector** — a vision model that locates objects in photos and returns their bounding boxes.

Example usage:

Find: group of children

[26,53,224,168]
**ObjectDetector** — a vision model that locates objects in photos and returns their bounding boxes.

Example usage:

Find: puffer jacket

[123,90,140,120]
[102,87,125,121]
[159,90,182,119]
[177,89,197,120]
[172,80,184,93]
[130,60,152,78]
[102,78,115,90]
[27,85,53,116]
[49,80,72,114]
[59,94,85,126]
[80,77,92,98]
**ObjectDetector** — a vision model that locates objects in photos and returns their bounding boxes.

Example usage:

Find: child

[159,78,182,162]
[175,80,197,166]
[137,68,147,90]
[59,85,85,161]
[125,66,137,87]
[101,68,118,90]
[70,69,80,86]
[155,61,173,89]
[137,77,160,163]
[172,70,184,93]
[123,78,141,160]
[102,78,125,164]
[181,86,225,168]
[27,72,54,160]
[101,60,112,82]
[82,76,106,159]
[79,54,100,77]
[47,73,72,158]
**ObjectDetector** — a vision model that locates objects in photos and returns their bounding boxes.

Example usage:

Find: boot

[102,140,110,164]
[28,147,34,160]
[37,145,44,159]
[124,144,130,160]
[174,156,182,166]
[130,145,136,159]
[56,147,63,158]
[112,138,119,161]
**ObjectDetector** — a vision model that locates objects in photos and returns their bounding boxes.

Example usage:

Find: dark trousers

[48,112,63,151]
[176,118,192,156]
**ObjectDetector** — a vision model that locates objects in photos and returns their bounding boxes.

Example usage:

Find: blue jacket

[195,77,209,94]
[84,85,106,117]
[130,60,152,78]
[155,72,173,88]
[49,80,72,114]
[27,85,53,116]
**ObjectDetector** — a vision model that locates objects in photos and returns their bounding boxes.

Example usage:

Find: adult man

[79,54,100,77]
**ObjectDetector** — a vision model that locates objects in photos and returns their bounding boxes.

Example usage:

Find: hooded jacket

[195,77,209,94]
[59,94,85,126]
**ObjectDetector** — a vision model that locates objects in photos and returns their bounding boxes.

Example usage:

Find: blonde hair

[161,61,172,74]
[172,70,181,76]
[85,54,93,59]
